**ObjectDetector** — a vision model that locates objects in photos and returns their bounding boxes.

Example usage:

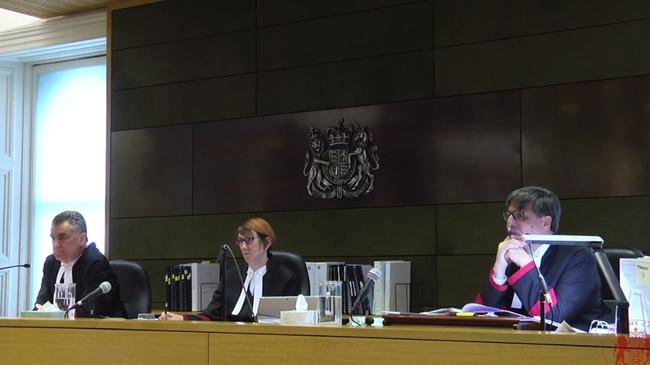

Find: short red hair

[237,218,276,248]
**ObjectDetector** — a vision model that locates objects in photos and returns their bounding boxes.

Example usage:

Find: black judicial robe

[477,245,611,331]
[35,242,127,318]
[188,252,301,321]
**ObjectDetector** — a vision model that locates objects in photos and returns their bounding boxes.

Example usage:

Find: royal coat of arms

[303,119,379,199]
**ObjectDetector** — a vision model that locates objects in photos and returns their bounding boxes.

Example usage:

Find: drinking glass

[628,289,648,335]
[54,283,76,319]
[318,281,342,325]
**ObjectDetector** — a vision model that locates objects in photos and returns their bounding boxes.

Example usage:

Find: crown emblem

[327,119,352,146]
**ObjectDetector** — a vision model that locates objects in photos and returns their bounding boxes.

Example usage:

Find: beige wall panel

[0,327,207,365]
[209,331,626,365]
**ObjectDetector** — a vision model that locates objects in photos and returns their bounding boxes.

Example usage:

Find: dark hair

[506,186,561,233]
[52,210,87,235]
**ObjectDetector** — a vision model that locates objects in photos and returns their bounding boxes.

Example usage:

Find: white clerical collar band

[511,244,550,309]
[55,258,79,285]
[533,244,550,267]
[232,266,267,316]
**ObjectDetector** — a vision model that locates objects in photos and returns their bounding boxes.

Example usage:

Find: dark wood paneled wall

[109,0,650,310]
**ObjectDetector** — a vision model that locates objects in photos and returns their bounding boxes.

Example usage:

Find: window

[0,9,106,315]
[29,57,106,304]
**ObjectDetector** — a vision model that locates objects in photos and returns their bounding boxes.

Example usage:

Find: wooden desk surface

[0,317,646,365]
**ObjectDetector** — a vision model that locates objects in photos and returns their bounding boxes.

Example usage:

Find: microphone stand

[65,295,100,319]
[0,264,30,270]
[522,235,629,334]
[89,300,96,318]
[526,241,550,331]
[538,281,547,331]
[223,244,257,323]
[216,245,227,322]
[348,282,371,326]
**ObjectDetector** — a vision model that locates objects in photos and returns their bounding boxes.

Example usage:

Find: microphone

[0,263,30,270]
[216,244,227,263]
[222,244,257,323]
[350,268,381,314]
[70,281,112,310]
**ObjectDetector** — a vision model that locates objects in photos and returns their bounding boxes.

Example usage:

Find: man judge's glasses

[502,210,526,222]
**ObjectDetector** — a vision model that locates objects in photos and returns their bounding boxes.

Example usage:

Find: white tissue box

[20,310,65,319]
[280,310,319,325]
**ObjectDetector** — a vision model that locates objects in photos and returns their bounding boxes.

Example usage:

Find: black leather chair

[110,260,152,319]
[600,247,644,301]
[271,251,311,295]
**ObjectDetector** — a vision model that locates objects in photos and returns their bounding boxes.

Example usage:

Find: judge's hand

[493,237,529,278]
[158,312,184,321]
[506,246,533,268]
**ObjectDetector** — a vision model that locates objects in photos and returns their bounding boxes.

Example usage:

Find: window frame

[26,56,108,307]
[0,9,107,314]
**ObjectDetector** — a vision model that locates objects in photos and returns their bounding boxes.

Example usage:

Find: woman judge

[159,218,301,321]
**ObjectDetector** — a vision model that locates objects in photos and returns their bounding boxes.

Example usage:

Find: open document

[418,303,573,331]
[421,303,524,317]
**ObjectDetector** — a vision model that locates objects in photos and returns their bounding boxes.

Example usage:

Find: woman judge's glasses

[502,210,526,222]
[235,236,256,247]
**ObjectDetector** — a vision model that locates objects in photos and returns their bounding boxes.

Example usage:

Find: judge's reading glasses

[236,236,256,246]
[502,210,526,222]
